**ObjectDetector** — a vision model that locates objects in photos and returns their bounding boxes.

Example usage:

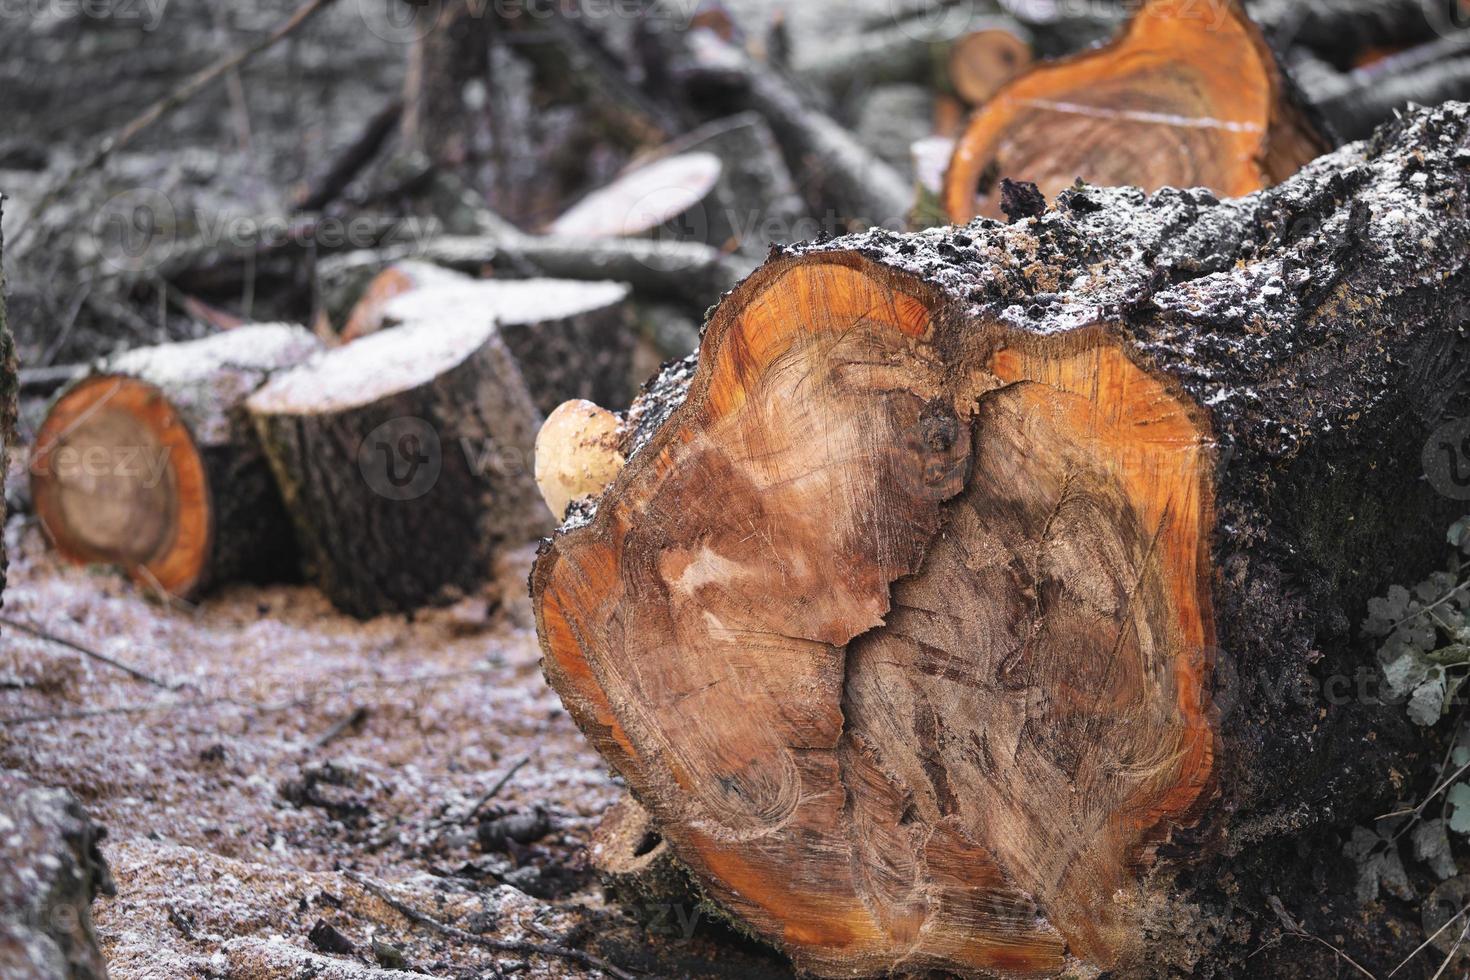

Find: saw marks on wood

[533,253,1217,977]
[943,0,1327,222]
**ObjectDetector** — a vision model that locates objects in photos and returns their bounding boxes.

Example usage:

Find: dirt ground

[0,519,795,980]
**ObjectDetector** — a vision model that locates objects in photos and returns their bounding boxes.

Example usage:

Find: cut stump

[943,0,1329,222]
[534,104,1470,977]
[247,315,548,618]
[30,324,320,600]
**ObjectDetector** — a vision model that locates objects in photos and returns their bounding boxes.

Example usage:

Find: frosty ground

[0,521,793,979]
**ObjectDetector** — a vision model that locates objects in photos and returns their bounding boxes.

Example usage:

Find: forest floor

[0,519,794,980]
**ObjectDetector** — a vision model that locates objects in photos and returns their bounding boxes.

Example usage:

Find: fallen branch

[0,616,176,690]
[294,98,404,213]
[461,755,532,823]
[345,871,637,980]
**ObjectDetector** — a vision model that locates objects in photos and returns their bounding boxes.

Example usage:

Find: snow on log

[30,324,321,601]
[944,0,1330,222]
[349,273,637,413]
[532,103,1470,976]
[247,316,548,618]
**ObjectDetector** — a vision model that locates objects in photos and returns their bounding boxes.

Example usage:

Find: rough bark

[247,316,550,618]
[533,102,1470,978]
[29,324,320,600]
[0,771,114,980]
[944,0,1331,222]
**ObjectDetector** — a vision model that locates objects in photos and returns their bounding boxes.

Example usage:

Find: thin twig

[314,705,371,749]
[1,615,176,689]
[1391,900,1470,976]
[462,755,532,823]
[12,0,344,252]
[345,871,638,980]
[1431,918,1470,980]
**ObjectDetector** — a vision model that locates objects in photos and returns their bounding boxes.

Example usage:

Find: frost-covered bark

[549,102,1470,977]
[0,772,114,980]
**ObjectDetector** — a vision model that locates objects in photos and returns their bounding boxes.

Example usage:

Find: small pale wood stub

[943,0,1328,222]
[533,251,1217,977]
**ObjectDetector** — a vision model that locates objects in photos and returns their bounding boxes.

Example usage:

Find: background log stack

[531,102,1470,977]
[29,324,321,602]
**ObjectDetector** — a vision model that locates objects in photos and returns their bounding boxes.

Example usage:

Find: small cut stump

[248,315,548,618]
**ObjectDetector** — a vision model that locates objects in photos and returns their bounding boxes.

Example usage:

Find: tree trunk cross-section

[30,324,320,600]
[534,103,1470,977]
[944,0,1329,223]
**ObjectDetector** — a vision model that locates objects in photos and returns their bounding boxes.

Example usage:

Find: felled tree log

[944,0,1330,222]
[247,315,549,618]
[319,234,756,316]
[1252,0,1450,64]
[948,26,1035,106]
[627,113,808,256]
[533,103,1470,977]
[340,260,472,342]
[30,324,320,601]
[373,277,637,413]
[548,152,736,250]
[1316,54,1470,140]
[794,17,1033,103]
[675,30,913,228]
[0,771,114,980]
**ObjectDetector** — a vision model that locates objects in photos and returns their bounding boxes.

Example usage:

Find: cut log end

[30,323,320,599]
[32,375,210,598]
[548,152,725,240]
[533,253,1217,976]
[943,0,1326,222]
